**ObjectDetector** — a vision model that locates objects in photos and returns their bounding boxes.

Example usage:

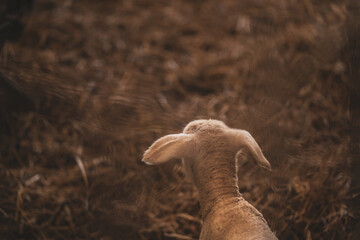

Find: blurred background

[0,0,359,239]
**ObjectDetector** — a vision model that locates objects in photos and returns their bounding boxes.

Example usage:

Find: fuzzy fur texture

[143,119,277,240]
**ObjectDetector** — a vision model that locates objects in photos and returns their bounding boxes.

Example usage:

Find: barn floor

[0,0,358,239]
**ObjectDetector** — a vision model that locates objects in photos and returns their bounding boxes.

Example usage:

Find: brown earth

[0,0,359,239]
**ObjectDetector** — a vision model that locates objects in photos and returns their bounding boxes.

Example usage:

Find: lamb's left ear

[227,129,272,171]
[142,133,195,165]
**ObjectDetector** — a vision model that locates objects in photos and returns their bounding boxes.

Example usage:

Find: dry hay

[0,0,357,239]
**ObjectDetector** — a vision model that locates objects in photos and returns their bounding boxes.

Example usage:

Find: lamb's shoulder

[200,201,275,240]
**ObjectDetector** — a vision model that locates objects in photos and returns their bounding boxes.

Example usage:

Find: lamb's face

[183,119,229,135]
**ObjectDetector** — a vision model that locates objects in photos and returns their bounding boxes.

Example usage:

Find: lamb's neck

[194,150,244,220]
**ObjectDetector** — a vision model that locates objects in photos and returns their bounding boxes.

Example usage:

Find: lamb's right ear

[227,129,272,171]
[142,133,195,165]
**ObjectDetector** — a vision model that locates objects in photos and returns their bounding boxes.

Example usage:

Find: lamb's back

[200,201,277,240]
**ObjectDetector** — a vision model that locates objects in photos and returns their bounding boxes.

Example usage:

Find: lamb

[142,119,278,240]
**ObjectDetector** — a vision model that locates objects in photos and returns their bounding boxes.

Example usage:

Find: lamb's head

[142,119,271,181]
[183,119,228,134]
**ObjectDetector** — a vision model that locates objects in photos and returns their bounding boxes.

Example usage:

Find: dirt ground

[0,0,359,239]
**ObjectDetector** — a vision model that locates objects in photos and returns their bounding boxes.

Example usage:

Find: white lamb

[143,119,278,240]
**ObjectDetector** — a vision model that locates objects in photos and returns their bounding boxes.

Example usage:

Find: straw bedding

[0,0,358,239]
